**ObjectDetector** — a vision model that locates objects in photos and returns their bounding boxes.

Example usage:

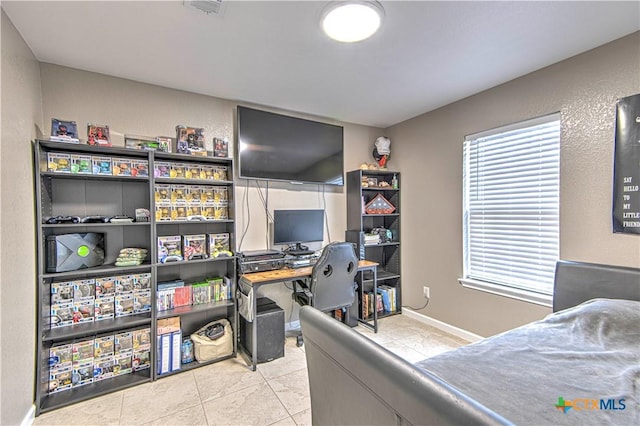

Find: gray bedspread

[416,299,640,425]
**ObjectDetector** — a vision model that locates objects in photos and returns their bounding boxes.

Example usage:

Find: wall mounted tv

[237,106,344,186]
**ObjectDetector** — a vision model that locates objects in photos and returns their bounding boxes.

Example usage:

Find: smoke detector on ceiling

[183,0,225,16]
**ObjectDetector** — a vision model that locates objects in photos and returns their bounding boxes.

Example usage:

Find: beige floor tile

[120,372,200,424]
[33,391,123,426]
[383,340,433,363]
[142,404,207,426]
[193,357,266,402]
[257,346,307,381]
[290,408,312,426]
[267,368,310,416]
[202,382,289,426]
[268,416,297,426]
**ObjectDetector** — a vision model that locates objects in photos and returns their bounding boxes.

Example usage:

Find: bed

[299,260,640,425]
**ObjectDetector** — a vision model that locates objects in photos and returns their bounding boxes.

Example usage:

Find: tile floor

[33,314,469,426]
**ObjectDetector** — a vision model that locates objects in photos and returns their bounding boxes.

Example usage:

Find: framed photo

[87,124,111,147]
[213,138,228,158]
[366,177,378,187]
[175,125,206,156]
[50,118,79,143]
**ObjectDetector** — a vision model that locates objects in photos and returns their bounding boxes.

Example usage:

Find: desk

[239,260,378,370]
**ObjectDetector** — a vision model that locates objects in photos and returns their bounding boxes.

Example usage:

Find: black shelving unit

[33,140,237,415]
[346,169,402,326]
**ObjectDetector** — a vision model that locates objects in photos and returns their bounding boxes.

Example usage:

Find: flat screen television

[237,106,344,186]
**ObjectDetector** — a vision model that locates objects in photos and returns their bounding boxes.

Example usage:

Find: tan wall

[1,9,43,425]
[387,32,640,337]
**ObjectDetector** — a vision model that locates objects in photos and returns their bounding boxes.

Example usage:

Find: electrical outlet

[423,286,430,299]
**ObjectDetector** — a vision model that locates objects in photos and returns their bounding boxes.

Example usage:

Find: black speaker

[240,297,284,363]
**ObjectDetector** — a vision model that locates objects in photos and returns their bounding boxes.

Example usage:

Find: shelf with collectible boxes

[34,139,237,414]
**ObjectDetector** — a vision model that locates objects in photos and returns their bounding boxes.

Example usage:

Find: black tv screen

[237,106,344,185]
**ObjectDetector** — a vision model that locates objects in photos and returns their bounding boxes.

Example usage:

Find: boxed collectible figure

[154,184,171,205]
[213,138,229,158]
[50,118,80,144]
[132,349,151,371]
[114,352,132,376]
[94,295,115,321]
[72,299,95,324]
[47,153,72,173]
[51,281,74,304]
[183,234,208,260]
[171,185,188,203]
[185,164,201,179]
[171,204,188,221]
[87,124,111,146]
[50,302,74,328]
[186,185,203,204]
[124,134,158,151]
[208,233,231,258]
[49,343,73,370]
[176,125,206,156]
[71,154,92,174]
[72,338,95,363]
[133,327,151,350]
[155,205,171,222]
[154,161,171,178]
[116,275,135,294]
[134,290,151,313]
[115,294,134,317]
[213,165,228,181]
[73,279,96,300]
[92,156,112,175]
[93,355,115,381]
[170,162,186,179]
[157,136,172,153]
[72,359,94,387]
[95,276,116,297]
[199,164,214,180]
[49,366,73,393]
[214,187,228,203]
[158,235,183,263]
[112,158,132,176]
[213,206,228,220]
[186,205,202,218]
[130,159,149,177]
[134,273,151,290]
[114,331,133,354]
[201,186,215,203]
[94,334,114,358]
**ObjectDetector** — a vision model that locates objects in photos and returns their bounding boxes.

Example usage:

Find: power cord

[321,184,331,242]
[238,181,251,251]
[403,298,430,311]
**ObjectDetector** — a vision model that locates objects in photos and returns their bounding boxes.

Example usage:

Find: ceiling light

[321,1,384,43]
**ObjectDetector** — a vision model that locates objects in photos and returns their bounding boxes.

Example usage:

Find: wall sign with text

[613,94,640,235]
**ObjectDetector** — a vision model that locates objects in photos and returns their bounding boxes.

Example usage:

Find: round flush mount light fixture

[321,1,384,43]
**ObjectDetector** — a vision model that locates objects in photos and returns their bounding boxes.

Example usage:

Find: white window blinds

[463,114,560,298]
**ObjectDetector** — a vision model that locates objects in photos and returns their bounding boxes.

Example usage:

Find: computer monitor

[273,209,324,255]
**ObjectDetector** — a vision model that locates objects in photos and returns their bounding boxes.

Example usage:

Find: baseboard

[402,309,484,342]
[20,404,35,426]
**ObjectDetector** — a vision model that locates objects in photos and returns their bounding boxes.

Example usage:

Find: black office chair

[292,242,358,346]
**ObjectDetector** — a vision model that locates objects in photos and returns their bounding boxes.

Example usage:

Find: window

[461,114,560,306]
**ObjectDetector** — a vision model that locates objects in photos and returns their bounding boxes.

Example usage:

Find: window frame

[459,113,561,307]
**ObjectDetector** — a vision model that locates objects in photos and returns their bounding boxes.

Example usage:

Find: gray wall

[1,9,43,426]
[387,32,640,337]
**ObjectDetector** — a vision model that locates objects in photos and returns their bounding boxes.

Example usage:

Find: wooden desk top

[240,260,378,285]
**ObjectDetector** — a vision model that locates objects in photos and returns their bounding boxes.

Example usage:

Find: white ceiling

[3,1,639,128]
